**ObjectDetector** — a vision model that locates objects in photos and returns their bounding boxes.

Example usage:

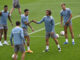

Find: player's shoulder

[66,8,71,11]
[60,10,63,13]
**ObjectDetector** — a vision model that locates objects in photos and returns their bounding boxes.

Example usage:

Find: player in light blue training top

[10,21,25,60]
[60,3,75,45]
[21,9,34,53]
[32,10,61,52]
[0,5,13,46]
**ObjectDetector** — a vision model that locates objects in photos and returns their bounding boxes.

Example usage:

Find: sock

[46,46,49,50]
[27,46,30,50]
[57,44,60,48]
[72,39,74,42]
[66,39,68,42]
[0,41,1,43]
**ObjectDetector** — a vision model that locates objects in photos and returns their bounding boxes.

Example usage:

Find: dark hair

[4,5,8,8]
[61,3,66,6]
[46,10,52,15]
[24,9,29,12]
[16,21,20,26]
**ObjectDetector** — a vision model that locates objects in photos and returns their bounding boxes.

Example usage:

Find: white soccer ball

[12,54,18,59]
[60,31,65,36]
[56,34,59,38]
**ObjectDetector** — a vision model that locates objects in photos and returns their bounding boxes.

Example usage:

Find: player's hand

[32,20,36,23]
[66,20,69,24]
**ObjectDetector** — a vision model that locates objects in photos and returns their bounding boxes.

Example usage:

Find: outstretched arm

[32,17,44,24]
[8,15,13,26]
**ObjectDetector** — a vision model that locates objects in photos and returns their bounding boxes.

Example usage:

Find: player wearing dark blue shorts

[60,3,75,45]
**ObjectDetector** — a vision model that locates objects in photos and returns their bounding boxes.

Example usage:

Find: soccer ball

[12,54,18,59]
[56,34,59,38]
[60,31,65,36]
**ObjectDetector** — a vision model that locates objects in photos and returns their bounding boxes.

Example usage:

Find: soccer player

[60,3,75,45]
[21,9,34,53]
[10,21,25,60]
[10,0,21,15]
[0,5,13,46]
[32,10,61,52]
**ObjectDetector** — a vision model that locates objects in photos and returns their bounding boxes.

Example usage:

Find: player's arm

[21,29,25,45]
[61,16,63,26]
[32,17,44,24]
[51,19,55,32]
[8,15,13,26]
[24,21,34,32]
[66,9,72,24]
[66,14,72,24]
[0,12,2,16]
[10,32,13,46]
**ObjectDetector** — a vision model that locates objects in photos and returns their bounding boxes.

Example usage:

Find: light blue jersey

[21,14,28,29]
[60,8,72,25]
[10,26,25,45]
[37,16,55,32]
[0,10,9,25]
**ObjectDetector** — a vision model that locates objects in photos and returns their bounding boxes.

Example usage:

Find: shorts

[23,28,29,36]
[14,44,25,53]
[64,21,72,26]
[13,3,20,8]
[0,25,8,29]
[46,32,56,38]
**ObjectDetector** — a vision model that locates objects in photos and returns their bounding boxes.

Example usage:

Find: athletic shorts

[14,44,25,53]
[13,3,20,8]
[0,25,8,29]
[23,28,29,36]
[64,21,72,26]
[46,32,56,38]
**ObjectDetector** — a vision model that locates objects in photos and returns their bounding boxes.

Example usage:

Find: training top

[37,16,55,32]
[10,26,25,45]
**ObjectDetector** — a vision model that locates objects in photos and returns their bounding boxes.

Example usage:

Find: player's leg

[0,29,3,46]
[43,32,50,52]
[21,52,25,60]
[3,26,8,45]
[10,8,15,15]
[25,36,33,53]
[51,32,61,52]
[20,45,25,60]
[69,24,75,45]
[18,8,21,15]
[14,53,18,60]
[64,25,68,44]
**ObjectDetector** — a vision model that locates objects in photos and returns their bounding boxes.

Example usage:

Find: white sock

[46,46,49,50]
[57,44,60,48]
[27,46,30,50]
[72,39,75,42]
[66,39,68,42]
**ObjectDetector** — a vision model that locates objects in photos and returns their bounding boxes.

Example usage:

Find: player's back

[12,26,24,45]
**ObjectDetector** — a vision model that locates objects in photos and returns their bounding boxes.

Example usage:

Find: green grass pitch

[0,0,80,60]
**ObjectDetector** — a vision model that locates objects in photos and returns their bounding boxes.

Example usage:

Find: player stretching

[0,5,13,46]
[10,21,25,60]
[10,0,21,15]
[60,3,75,45]
[21,9,34,53]
[32,10,61,52]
